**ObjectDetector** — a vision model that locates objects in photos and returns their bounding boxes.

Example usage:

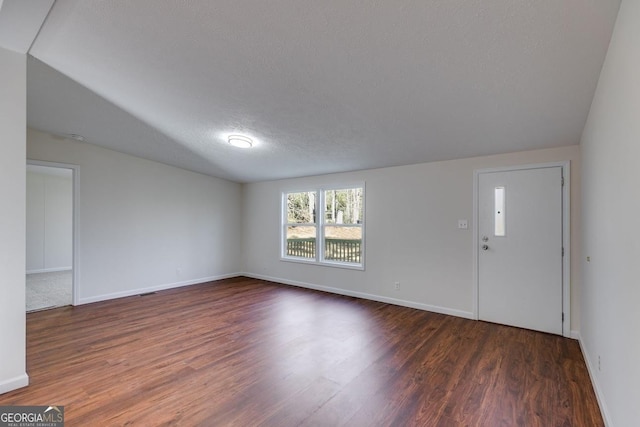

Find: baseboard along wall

[242,272,475,320]
[76,273,241,305]
[576,333,612,427]
[0,373,29,395]
[26,266,72,275]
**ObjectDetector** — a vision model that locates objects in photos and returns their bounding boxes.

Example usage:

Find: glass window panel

[324,225,362,263]
[495,187,506,237]
[286,225,316,259]
[286,191,316,224]
[324,188,363,225]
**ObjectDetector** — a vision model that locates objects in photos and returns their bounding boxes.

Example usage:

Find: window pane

[495,187,506,237]
[287,192,316,224]
[286,225,316,259]
[324,226,362,263]
[324,188,363,225]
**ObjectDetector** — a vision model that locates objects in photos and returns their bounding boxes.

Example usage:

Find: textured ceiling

[0,0,54,54]
[26,0,621,182]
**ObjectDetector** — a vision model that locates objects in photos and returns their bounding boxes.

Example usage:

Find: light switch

[458,220,468,229]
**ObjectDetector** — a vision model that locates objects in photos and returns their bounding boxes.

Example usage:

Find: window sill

[280,256,365,271]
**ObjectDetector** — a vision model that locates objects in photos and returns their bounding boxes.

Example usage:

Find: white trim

[562,162,571,338]
[280,257,365,271]
[0,373,29,394]
[472,173,479,319]
[242,272,475,320]
[26,266,72,274]
[27,159,80,307]
[76,273,240,305]
[576,333,612,427]
[473,161,571,337]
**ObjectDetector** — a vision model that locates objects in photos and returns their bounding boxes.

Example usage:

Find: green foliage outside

[287,191,315,223]
[287,188,363,225]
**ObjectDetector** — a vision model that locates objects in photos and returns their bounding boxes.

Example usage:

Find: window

[282,185,364,269]
[494,186,506,237]
[284,191,317,260]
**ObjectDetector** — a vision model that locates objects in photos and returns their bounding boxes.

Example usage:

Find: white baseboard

[26,266,72,274]
[241,272,475,320]
[0,373,29,395]
[575,332,612,427]
[76,272,241,305]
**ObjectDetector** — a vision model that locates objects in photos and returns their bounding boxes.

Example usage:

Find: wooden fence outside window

[286,238,361,263]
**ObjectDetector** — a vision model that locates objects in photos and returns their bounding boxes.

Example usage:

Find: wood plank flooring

[0,277,603,426]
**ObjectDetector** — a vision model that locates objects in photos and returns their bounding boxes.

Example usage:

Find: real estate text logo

[0,405,64,427]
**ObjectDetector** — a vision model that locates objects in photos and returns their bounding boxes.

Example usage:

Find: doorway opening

[26,161,78,312]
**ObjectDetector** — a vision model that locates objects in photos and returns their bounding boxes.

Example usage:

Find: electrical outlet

[176,267,182,276]
[394,282,400,290]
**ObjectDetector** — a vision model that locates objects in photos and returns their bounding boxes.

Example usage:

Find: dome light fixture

[228,134,253,148]
[67,133,86,142]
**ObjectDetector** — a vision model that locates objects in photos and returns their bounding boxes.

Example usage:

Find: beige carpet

[26,271,73,312]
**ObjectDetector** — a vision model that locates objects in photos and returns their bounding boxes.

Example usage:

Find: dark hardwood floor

[1,277,603,426]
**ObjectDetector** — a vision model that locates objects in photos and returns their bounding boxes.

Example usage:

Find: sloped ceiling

[0,0,53,54]
[26,0,621,182]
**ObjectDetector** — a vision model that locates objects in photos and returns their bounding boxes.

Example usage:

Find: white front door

[478,166,563,335]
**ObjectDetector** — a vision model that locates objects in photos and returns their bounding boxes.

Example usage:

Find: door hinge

[561,176,565,186]
[562,247,564,256]
[562,313,565,322]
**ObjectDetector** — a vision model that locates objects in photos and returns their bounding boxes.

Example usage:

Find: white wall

[243,146,581,328]
[26,169,73,273]
[27,128,243,304]
[0,47,28,393]
[580,0,640,425]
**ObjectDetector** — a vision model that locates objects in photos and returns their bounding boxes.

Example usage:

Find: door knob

[482,244,489,251]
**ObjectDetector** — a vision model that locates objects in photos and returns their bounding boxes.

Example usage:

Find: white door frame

[27,159,80,307]
[473,161,570,337]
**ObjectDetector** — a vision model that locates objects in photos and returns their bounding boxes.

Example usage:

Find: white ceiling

[0,0,53,54]
[24,0,621,183]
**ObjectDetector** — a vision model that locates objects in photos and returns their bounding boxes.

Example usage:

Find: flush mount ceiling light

[66,133,86,142]
[227,134,253,148]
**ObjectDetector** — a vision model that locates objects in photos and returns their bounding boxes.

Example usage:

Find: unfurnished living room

[0,0,638,426]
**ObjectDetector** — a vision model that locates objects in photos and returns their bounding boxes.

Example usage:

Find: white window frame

[281,183,365,270]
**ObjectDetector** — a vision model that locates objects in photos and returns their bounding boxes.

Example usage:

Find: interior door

[478,166,563,335]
